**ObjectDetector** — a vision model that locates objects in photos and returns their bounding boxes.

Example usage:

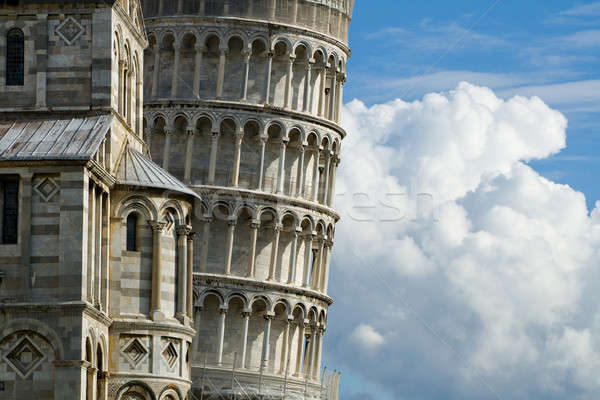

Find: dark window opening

[1,178,19,244]
[126,213,137,251]
[6,28,24,86]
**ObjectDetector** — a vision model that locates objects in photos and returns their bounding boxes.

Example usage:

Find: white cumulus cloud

[328,82,600,399]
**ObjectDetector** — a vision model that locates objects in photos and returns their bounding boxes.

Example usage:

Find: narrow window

[126,213,137,251]
[6,28,24,86]
[1,178,19,244]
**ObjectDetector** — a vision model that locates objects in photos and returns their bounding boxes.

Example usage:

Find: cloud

[329,82,600,399]
[498,80,600,109]
[350,324,385,352]
[559,2,600,17]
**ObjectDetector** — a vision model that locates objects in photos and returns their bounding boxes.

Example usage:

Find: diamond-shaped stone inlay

[122,338,148,368]
[162,342,178,368]
[3,337,46,379]
[56,17,85,45]
[34,178,59,202]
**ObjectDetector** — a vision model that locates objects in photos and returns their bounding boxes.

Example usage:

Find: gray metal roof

[116,145,200,199]
[0,115,111,161]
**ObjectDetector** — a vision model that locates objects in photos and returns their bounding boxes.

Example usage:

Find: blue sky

[328,1,600,399]
[345,0,600,208]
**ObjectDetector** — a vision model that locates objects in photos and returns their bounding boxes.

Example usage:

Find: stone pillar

[321,240,332,294]
[224,220,236,275]
[217,308,227,365]
[264,52,273,104]
[187,233,195,319]
[86,366,97,400]
[150,221,166,320]
[311,148,320,202]
[284,56,295,108]
[329,156,339,207]
[101,193,110,311]
[292,0,299,24]
[318,67,326,117]
[296,145,305,197]
[176,225,191,320]
[302,234,313,287]
[177,0,183,13]
[294,322,306,376]
[136,80,143,135]
[193,45,205,98]
[87,184,96,303]
[162,129,172,170]
[240,311,250,368]
[241,51,251,101]
[302,62,312,112]
[303,330,313,377]
[199,216,212,272]
[312,238,324,290]
[184,129,195,184]
[216,47,227,99]
[267,224,282,281]
[277,140,287,195]
[322,150,331,205]
[247,221,259,278]
[287,230,299,284]
[257,136,267,190]
[95,190,103,308]
[337,77,345,123]
[151,44,160,99]
[328,69,337,120]
[231,131,243,187]
[208,131,219,184]
[97,371,108,400]
[313,327,324,380]
[262,313,274,368]
[158,0,164,15]
[280,319,292,374]
[170,44,181,97]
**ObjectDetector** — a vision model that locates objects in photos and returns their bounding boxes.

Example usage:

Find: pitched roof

[0,115,111,161]
[116,145,200,199]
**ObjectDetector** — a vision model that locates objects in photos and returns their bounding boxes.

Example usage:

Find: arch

[97,333,108,370]
[225,292,249,309]
[293,40,313,58]
[257,206,279,224]
[208,201,234,219]
[224,30,249,49]
[270,36,292,54]
[115,381,156,400]
[194,113,216,131]
[199,30,224,47]
[116,194,158,221]
[281,211,300,230]
[6,28,24,86]
[158,386,183,400]
[249,295,271,311]
[158,199,185,224]
[233,204,257,220]
[300,215,315,233]
[272,298,291,316]
[198,289,225,308]
[292,302,307,320]
[0,319,64,360]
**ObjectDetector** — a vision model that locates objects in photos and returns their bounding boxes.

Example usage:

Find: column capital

[242,50,252,61]
[172,43,181,52]
[201,215,213,223]
[273,223,283,233]
[250,220,260,230]
[186,129,195,136]
[149,221,166,232]
[176,224,192,236]
[219,46,229,55]
[219,306,228,315]
[195,44,207,53]
[211,131,220,138]
[187,232,196,241]
[242,311,252,318]
[227,219,237,227]
[264,311,275,321]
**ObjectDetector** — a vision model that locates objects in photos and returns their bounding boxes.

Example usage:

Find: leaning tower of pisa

[140,1,353,398]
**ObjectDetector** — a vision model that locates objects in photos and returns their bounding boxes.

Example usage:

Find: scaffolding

[190,354,340,400]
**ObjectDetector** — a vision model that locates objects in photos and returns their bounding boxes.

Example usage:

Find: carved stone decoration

[34,177,59,202]
[122,392,145,400]
[3,337,46,379]
[121,338,149,369]
[162,341,178,368]
[55,16,85,45]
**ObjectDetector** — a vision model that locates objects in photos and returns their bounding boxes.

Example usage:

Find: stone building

[140,0,353,398]
[0,1,198,399]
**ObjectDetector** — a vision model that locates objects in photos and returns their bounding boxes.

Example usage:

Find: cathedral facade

[0,0,352,399]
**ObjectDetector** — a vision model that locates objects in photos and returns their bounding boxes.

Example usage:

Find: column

[257,136,267,190]
[302,234,313,287]
[328,69,337,120]
[241,51,251,101]
[158,0,164,15]
[311,148,320,202]
[184,129,194,184]
[318,67,326,117]
[193,45,205,98]
[150,221,166,320]
[97,371,108,400]
[224,220,236,275]
[162,130,172,170]
[216,47,227,99]
[284,56,294,108]
[309,325,318,379]
[329,156,339,207]
[240,311,250,368]
[294,322,306,376]
[313,328,324,380]
[231,131,243,186]
[296,146,305,197]
[280,319,291,374]
[86,366,97,400]
[136,80,143,135]
[151,44,160,99]
[207,132,219,184]
[216,308,227,365]
[287,230,299,284]
[199,217,211,272]
[321,241,332,294]
[312,239,324,290]
[302,63,312,112]
[267,225,282,281]
[95,190,103,308]
[303,330,313,377]
[247,221,259,278]
[176,225,191,320]
[276,140,287,195]
[186,233,195,319]
[170,44,181,97]
[177,0,183,13]
[322,150,331,205]
[87,184,95,303]
[101,194,110,311]
[263,52,273,104]
[291,0,299,24]
[337,78,345,123]
[262,314,273,368]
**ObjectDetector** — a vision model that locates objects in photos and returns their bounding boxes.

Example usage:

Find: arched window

[126,213,137,251]
[6,28,24,86]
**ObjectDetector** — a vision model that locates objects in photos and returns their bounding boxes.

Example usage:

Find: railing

[190,353,340,400]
